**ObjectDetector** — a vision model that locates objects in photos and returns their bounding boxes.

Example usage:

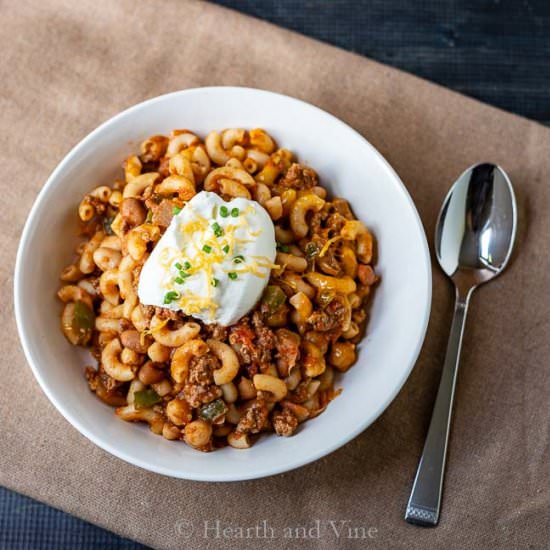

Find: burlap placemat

[1,1,548,548]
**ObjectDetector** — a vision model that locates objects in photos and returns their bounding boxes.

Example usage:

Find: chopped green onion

[231,207,240,217]
[172,205,182,215]
[175,277,184,284]
[222,245,230,254]
[183,261,191,270]
[179,271,191,278]
[220,206,229,218]
[233,255,245,264]
[277,243,290,253]
[163,291,180,304]
[134,388,161,410]
[228,272,238,280]
[212,222,224,237]
[211,278,219,287]
[174,262,183,270]
[202,244,212,254]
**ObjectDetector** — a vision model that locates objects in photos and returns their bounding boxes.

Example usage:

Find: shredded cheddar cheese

[140,317,170,346]
[319,236,342,258]
[178,292,219,319]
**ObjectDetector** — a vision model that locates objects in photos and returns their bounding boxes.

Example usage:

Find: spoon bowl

[406,162,517,526]
[435,163,517,294]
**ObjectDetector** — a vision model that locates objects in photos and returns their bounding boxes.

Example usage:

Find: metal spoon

[405,163,517,526]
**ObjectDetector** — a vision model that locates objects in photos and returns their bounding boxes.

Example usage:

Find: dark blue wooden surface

[215,0,550,124]
[4,1,549,549]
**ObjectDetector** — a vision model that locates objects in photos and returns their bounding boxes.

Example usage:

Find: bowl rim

[14,86,432,481]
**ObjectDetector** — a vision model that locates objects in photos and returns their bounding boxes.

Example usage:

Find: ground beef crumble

[236,396,269,434]
[85,367,99,392]
[202,323,229,341]
[278,163,318,190]
[86,195,107,216]
[98,365,124,391]
[251,312,276,364]
[229,314,278,374]
[188,353,219,385]
[272,408,299,437]
[308,296,347,332]
[181,353,223,407]
[181,383,222,408]
[229,318,258,365]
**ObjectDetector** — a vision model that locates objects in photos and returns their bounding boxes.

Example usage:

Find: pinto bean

[120,329,151,353]
[120,198,146,227]
[138,361,166,385]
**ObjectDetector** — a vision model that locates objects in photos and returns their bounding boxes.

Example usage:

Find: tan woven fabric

[1,1,549,548]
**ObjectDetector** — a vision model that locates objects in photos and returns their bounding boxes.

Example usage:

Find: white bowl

[14,87,431,481]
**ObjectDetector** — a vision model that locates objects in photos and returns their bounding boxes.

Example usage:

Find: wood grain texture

[213,0,550,123]
[0,486,146,549]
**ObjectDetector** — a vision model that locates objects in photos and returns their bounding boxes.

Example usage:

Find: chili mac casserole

[57,128,379,452]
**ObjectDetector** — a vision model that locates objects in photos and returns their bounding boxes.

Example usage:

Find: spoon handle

[405,288,471,526]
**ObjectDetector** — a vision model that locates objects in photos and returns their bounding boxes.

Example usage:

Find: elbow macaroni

[207,340,239,385]
[290,194,325,238]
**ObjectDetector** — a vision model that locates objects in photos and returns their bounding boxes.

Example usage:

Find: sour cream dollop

[138,191,277,326]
